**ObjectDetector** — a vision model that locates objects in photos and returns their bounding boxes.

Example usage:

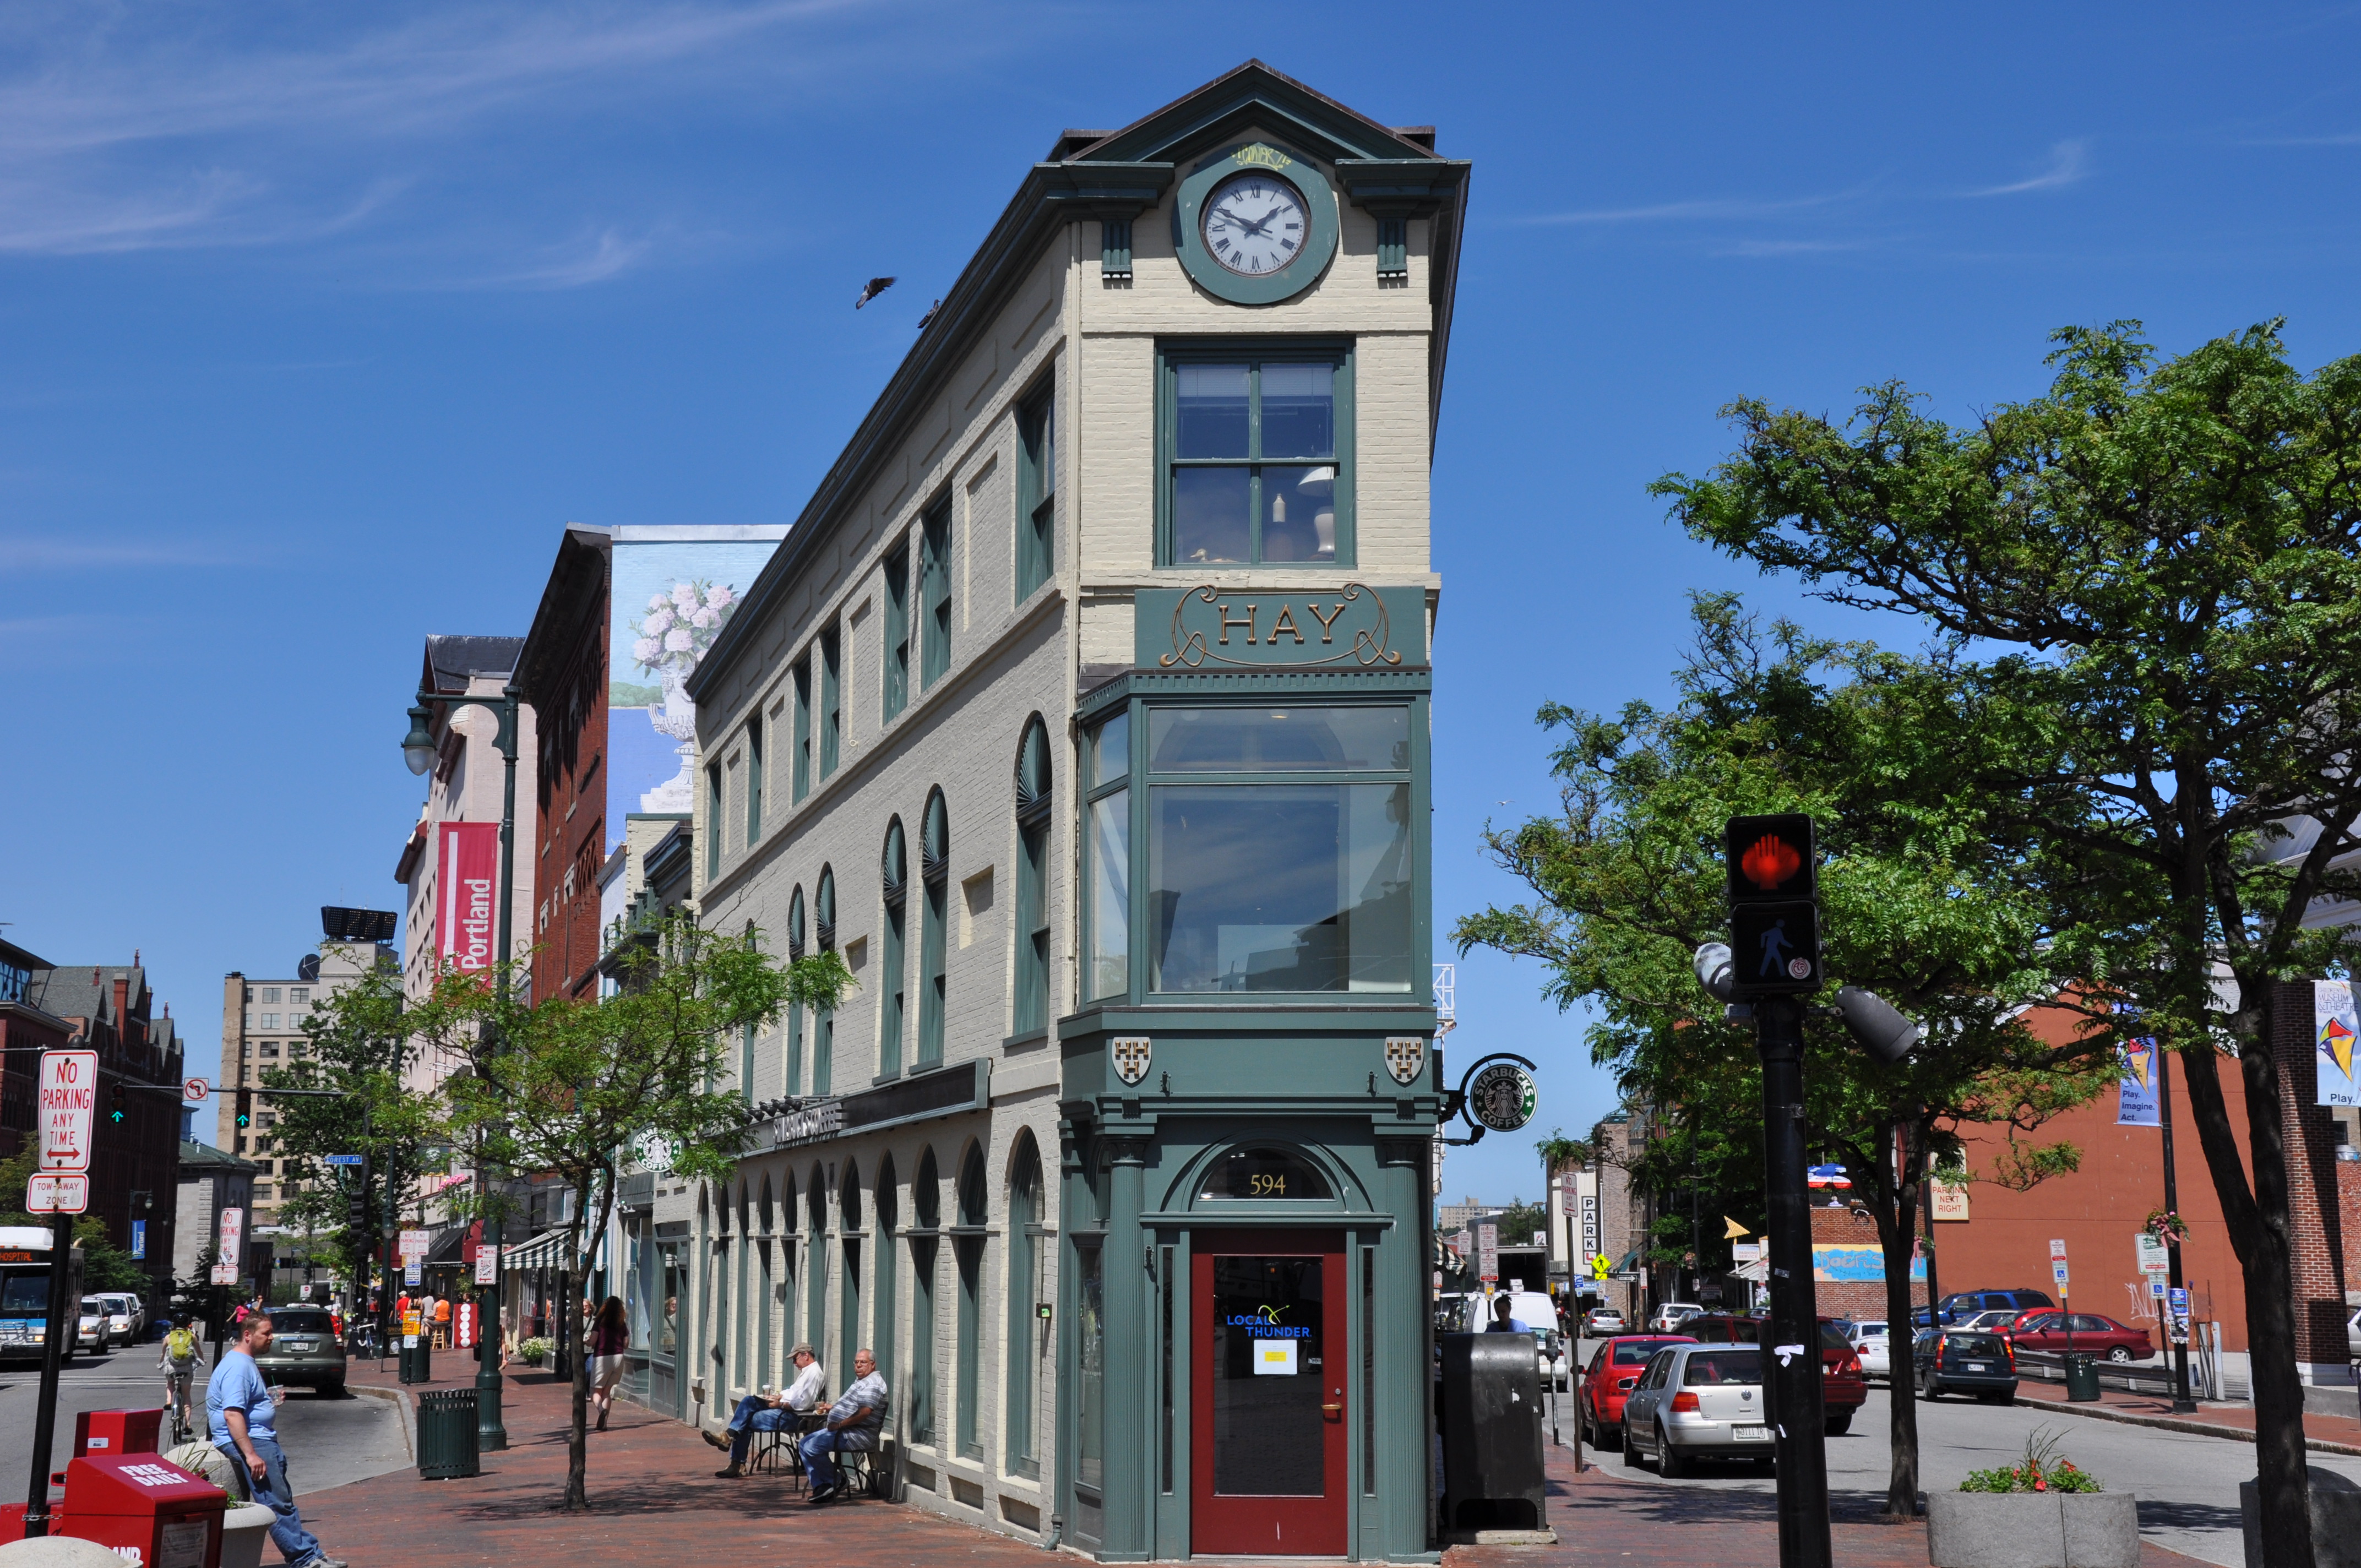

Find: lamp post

[401,682,519,1452]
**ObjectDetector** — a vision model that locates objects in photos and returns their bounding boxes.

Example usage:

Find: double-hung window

[883,543,911,723]
[1159,346,1353,568]
[791,658,812,803]
[1017,386,1055,600]
[745,716,763,844]
[1143,704,1415,994]
[920,499,952,688]
[819,626,842,778]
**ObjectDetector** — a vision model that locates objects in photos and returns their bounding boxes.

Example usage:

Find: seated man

[798,1347,888,1505]
[704,1342,826,1477]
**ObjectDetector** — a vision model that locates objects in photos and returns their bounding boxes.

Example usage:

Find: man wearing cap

[705,1342,826,1478]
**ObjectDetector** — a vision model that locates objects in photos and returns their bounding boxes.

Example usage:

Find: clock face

[1200,172,1308,276]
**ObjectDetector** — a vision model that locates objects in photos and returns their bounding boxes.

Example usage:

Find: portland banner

[2117,1039,2161,1126]
[436,821,499,975]
[2318,979,2359,1109]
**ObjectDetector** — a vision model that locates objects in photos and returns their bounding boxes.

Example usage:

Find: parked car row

[1575,1316,1867,1461]
[70,1291,148,1354]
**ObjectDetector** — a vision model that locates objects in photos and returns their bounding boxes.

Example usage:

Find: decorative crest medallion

[1383,1036,1427,1086]
[1111,1036,1154,1087]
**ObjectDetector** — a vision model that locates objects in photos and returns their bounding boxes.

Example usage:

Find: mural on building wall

[606,538,782,853]
[1812,1244,1927,1283]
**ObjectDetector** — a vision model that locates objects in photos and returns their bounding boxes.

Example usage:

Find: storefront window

[1075,1242,1105,1491]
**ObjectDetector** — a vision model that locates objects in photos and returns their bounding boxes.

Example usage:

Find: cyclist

[159,1316,200,1442]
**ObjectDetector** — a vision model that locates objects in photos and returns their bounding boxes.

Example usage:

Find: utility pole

[1755,998,1834,1568]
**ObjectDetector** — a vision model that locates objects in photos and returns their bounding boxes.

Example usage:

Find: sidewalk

[314,1355,2209,1567]
[2015,1376,2361,1456]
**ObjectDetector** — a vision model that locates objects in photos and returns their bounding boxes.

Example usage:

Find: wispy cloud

[1963,139,2091,197]
[441,227,661,291]
[0,538,244,571]
[1510,190,1863,227]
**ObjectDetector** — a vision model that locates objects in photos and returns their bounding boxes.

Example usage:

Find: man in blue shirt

[209,1310,345,1568]
[798,1348,888,1505]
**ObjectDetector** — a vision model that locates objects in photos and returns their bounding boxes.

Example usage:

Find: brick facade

[2271,981,2349,1371]
[1810,1203,1928,1324]
[519,528,612,1005]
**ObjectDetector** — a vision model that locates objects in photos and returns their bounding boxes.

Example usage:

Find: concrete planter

[2239,1473,2361,1567]
[1927,1491,2139,1568]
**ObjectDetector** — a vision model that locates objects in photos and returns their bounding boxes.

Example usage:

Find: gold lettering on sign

[1307,601,1348,643]
[1217,602,1258,646]
[1234,144,1293,171]
[1267,605,1307,645]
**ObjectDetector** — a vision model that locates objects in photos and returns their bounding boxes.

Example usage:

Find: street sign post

[182,1077,209,1104]
[1477,1222,1499,1285]
[25,1176,88,1215]
[323,1155,365,1167]
[37,1051,97,1173]
[24,1049,99,1538]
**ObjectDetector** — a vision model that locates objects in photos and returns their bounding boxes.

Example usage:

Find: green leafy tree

[1657,322,2361,1564]
[1454,598,2113,1513]
[259,956,448,1294]
[427,912,853,1512]
[1493,1201,1549,1249]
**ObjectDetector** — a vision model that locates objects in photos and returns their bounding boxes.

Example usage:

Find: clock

[1200,172,1308,276]
[1173,142,1340,306]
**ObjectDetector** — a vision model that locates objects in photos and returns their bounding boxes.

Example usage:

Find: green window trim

[909,1233,938,1444]
[920,500,952,689]
[917,789,949,1066]
[883,543,911,723]
[705,764,723,881]
[880,817,907,1082]
[954,1144,987,1461]
[1004,1140,1042,1477]
[1377,217,1407,280]
[1014,718,1053,1035]
[746,715,764,843]
[1101,217,1133,282]
[1156,341,1356,570]
[872,1170,897,1389]
[819,627,842,778]
[791,659,812,803]
[1081,709,1131,1004]
[815,867,837,1095]
[1016,385,1055,602]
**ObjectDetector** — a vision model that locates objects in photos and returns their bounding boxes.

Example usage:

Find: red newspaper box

[60,1453,224,1568]
[75,1407,163,1460]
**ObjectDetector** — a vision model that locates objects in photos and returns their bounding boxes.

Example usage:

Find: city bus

[0,1227,81,1364]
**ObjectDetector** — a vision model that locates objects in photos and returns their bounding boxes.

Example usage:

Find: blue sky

[7,2,2361,1205]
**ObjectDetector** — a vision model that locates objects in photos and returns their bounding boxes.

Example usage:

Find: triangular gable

[1067,59,1440,168]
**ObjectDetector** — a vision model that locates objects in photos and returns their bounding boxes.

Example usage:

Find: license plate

[283,1341,312,1352]
[1733,1424,1770,1441]
[1966,1363,1988,1371]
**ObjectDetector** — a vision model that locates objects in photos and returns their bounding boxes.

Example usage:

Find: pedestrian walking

[209,1311,346,1568]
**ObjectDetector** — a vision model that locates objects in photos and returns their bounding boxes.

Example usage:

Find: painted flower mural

[630,579,738,810]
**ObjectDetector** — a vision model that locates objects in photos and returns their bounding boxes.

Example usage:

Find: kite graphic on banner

[2319,981,2359,1109]
[2117,1039,2161,1126]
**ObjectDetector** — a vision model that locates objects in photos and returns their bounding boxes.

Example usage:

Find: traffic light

[346,1185,372,1233]
[1723,813,1822,997]
[108,1082,126,1124]
[235,1088,252,1131]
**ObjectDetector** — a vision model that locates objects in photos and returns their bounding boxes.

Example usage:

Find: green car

[253,1306,346,1396]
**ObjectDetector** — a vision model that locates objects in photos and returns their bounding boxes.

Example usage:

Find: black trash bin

[1438,1332,1548,1538]
[417,1389,481,1479]
[2063,1352,2100,1402]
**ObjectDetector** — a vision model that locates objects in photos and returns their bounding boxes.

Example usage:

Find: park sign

[37,1050,98,1173]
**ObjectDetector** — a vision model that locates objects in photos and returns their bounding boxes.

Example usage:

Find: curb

[2011,1394,2361,1457]
[347,1382,415,1458]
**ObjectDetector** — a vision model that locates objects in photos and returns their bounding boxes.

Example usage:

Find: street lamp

[398,679,520,1452]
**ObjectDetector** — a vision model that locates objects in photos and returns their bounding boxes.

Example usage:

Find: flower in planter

[1960,1428,2102,1494]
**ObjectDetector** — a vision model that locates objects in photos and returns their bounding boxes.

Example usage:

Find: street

[1554,1353,2359,1568]
[0,1345,409,1502]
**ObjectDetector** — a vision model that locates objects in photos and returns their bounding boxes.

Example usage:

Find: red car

[1576,1335,1696,1449]
[2006,1309,2153,1362]
[1671,1314,1868,1435]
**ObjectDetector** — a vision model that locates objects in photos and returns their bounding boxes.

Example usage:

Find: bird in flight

[854,276,897,309]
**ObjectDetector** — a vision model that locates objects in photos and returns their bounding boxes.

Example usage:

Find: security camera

[1834,986,1920,1063]
[1693,943,1735,1003]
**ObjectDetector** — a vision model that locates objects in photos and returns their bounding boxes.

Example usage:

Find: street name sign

[38,1050,98,1172]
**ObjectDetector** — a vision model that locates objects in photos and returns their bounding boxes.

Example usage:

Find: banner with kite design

[2318,980,2359,1109]
[2117,1039,2161,1126]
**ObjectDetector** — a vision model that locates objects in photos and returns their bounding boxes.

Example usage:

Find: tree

[1493,1200,1549,1248]
[0,1147,146,1292]
[1657,322,2361,1564]
[428,912,853,1512]
[1454,597,2113,1513]
[260,955,448,1293]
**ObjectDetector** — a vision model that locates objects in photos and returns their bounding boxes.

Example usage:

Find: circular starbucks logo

[632,1129,679,1175]
[1467,1062,1538,1134]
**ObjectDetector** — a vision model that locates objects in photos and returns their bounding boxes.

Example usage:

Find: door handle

[1321,1403,1343,1417]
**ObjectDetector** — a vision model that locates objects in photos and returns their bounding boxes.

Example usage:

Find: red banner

[436,822,499,973]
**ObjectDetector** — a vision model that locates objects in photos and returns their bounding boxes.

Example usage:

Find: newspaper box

[62,1453,225,1568]
[75,1407,163,1460]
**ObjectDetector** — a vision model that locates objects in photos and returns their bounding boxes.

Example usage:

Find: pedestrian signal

[1724,814,1815,902]
[1723,814,1821,997]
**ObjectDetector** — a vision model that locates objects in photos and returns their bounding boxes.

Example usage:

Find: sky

[7,2,2361,1207]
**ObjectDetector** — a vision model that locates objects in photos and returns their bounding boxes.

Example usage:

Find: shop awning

[503,1229,577,1271]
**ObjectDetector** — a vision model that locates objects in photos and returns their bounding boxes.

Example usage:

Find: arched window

[741,918,759,1102]
[1005,1133,1045,1476]
[785,885,807,1096]
[781,1169,801,1355]
[837,1159,863,1387]
[918,791,950,1066]
[954,1140,989,1458]
[814,867,837,1093]
[909,1147,941,1444]
[757,1175,776,1390]
[873,1156,899,1385]
[807,1162,829,1365]
[1013,718,1053,1035]
[880,818,909,1080]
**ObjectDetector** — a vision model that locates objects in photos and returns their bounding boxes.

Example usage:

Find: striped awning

[502,1229,577,1271]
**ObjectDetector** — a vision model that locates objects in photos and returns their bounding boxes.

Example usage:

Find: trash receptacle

[417,1390,480,1479]
[2064,1352,2100,1402]
[1438,1333,1548,1538]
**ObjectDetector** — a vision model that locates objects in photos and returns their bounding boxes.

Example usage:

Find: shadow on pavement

[2137,1499,2244,1534]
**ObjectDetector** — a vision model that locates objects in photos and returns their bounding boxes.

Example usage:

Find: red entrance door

[1192,1231,1347,1556]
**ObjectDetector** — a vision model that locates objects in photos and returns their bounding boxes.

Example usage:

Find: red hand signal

[1740,833,1802,891]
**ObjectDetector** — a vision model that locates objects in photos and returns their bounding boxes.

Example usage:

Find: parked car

[1911,1328,2019,1401]
[1849,1320,1891,1381]
[1647,1303,1705,1332]
[2005,1310,2152,1362]
[1583,1306,1628,1337]
[96,1297,134,1344]
[99,1293,145,1338]
[1576,1334,1697,1449]
[75,1298,108,1354]
[252,1305,346,1396]
[1663,1314,1867,1434]
[1620,1342,1773,1477]
[1911,1288,2053,1328]
[2347,1305,2360,1358]
[1956,1308,2020,1332]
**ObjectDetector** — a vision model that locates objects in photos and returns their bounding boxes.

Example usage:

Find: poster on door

[2318,981,2358,1108]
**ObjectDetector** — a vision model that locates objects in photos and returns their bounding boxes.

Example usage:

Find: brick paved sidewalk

[2015,1376,2361,1455]
[317,1354,2207,1567]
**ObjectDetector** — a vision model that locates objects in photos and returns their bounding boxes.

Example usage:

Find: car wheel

[1824,1412,1852,1436]
[1918,1370,1939,1402]
[2107,1346,2133,1364]
[1656,1423,1687,1478]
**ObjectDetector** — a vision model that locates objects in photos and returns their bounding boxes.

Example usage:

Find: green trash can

[417,1389,481,1479]
[2063,1352,2100,1402]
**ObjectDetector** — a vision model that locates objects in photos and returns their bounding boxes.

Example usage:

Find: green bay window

[1082,710,1129,1001]
[954,1145,987,1460]
[1158,345,1353,568]
[909,1148,940,1445]
[746,715,763,843]
[705,763,723,881]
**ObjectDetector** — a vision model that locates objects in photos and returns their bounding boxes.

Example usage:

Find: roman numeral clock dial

[1201,172,1307,276]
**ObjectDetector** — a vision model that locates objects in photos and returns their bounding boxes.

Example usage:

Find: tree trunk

[2178,1020,2314,1568]
[1869,1119,1925,1517]
[563,1259,587,1511]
